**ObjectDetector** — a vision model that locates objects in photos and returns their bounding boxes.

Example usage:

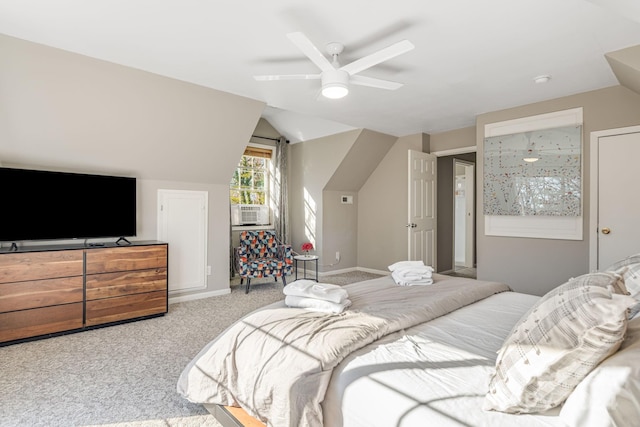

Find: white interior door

[408,150,437,267]
[157,189,208,293]
[596,130,640,269]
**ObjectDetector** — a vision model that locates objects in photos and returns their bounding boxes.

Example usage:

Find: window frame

[230,143,274,229]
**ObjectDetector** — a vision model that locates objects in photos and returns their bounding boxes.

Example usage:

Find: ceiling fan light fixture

[322,83,349,99]
[523,149,540,162]
[321,69,349,99]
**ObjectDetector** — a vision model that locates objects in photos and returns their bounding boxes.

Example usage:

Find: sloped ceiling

[324,130,398,192]
[606,45,640,96]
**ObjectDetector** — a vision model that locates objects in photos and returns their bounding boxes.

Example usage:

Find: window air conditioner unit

[232,204,270,226]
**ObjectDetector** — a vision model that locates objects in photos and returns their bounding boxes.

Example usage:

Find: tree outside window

[230,147,271,206]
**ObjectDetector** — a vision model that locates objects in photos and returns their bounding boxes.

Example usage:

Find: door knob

[405,223,417,228]
[601,227,611,235]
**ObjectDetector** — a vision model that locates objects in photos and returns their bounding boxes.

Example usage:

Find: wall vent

[341,195,353,204]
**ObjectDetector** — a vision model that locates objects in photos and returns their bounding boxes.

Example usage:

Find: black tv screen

[0,167,136,242]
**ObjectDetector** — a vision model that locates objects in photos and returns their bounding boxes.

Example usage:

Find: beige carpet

[0,271,383,427]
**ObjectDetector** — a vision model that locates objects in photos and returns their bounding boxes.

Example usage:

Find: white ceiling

[1,0,639,143]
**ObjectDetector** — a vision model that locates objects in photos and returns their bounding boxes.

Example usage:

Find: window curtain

[274,136,289,244]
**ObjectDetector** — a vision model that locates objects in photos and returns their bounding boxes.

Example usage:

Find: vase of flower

[301,242,313,256]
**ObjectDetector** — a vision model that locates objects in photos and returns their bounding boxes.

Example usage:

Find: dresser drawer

[85,268,167,300]
[0,303,84,343]
[85,245,167,274]
[0,250,83,284]
[0,277,83,313]
[85,290,167,326]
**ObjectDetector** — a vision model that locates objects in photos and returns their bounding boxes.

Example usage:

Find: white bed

[178,272,640,427]
[322,288,562,427]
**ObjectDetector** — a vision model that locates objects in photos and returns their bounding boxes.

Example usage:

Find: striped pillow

[606,254,640,300]
[571,271,628,295]
[483,274,636,414]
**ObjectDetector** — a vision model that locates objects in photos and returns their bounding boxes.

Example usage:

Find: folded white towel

[283,280,348,304]
[392,266,434,280]
[391,265,435,286]
[388,260,425,272]
[391,271,434,286]
[285,295,352,314]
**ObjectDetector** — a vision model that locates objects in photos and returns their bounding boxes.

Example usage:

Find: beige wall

[323,190,358,271]
[289,130,360,266]
[430,126,476,152]
[477,85,640,296]
[321,130,397,272]
[0,34,265,296]
[358,134,423,271]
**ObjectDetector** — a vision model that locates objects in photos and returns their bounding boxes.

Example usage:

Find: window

[230,145,273,226]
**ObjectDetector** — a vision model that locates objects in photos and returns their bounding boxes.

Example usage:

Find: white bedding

[177,274,510,426]
[322,288,564,427]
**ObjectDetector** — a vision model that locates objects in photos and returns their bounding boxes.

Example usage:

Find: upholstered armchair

[235,230,294,293]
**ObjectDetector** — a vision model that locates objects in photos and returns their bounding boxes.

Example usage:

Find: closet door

[596,130,640,269]
[157,189,208,293]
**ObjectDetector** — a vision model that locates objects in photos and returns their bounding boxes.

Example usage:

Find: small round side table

[293,254,319,282]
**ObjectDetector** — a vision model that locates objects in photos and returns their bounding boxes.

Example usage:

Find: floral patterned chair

[235,230,294,294]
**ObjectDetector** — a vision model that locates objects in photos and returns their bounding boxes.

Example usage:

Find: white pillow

[560,317,640,427]
[483,274,636,414]
[607,262,640,302]
[569,271,629,296]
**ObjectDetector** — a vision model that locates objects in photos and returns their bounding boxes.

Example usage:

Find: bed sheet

[322,291,566,427]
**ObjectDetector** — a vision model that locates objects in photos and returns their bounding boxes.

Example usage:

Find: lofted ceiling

[1,0,639,143]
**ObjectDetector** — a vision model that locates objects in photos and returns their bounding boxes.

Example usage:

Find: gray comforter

[177,274,510,427]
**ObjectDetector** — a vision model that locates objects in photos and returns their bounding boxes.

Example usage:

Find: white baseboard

[357,266,389,276]
[169,288,230,304]
[318,267,356,276]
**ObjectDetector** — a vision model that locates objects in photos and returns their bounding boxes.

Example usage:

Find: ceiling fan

[254,32,415,99]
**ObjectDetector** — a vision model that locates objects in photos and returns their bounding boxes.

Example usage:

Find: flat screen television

[0,167,136,242]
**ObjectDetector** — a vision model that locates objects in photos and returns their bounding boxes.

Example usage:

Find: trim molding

[169,288,230,304]
[432,146,476,157]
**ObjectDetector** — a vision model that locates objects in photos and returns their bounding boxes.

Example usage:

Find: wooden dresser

[0,241,168,345]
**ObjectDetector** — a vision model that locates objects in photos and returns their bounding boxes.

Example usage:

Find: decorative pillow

[483,274,637,414]
[560,316,640,427]
[605,253,640,272]
[606,254,640,300]
[568,271,629,296]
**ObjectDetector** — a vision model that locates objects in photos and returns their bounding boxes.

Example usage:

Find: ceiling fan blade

[340,39,414,76]
[254,74,321,81]
[286,32,334,72]
[350,75,404,90]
